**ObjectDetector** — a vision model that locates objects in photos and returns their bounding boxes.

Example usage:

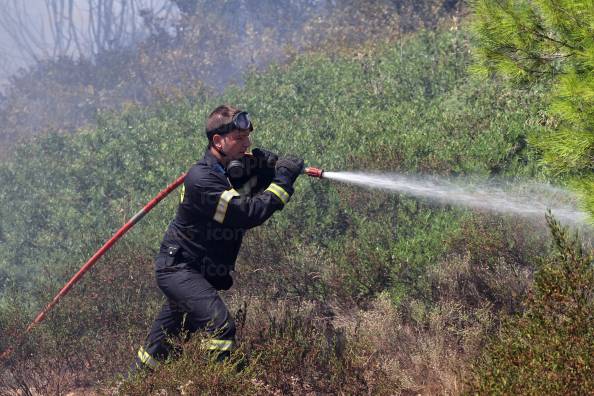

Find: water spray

[305,168,590,227]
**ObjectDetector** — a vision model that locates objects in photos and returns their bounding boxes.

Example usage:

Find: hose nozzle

[304,166,324,178]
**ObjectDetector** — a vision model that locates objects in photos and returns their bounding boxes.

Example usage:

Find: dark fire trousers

[134,253,235,370]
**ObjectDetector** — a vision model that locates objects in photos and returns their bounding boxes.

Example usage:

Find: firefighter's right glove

[275,156,304,185]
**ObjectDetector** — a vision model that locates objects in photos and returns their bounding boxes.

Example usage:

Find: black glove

[209,273,234,291]
[275,156,304,184]
[251,148,278,169]
[248,148,278,192]
[201,257,234,290]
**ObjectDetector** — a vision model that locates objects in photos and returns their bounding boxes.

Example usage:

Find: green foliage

[468,214,594,394]
[0,29,547,297]
[0,102,202,290]
[470,0,594,220]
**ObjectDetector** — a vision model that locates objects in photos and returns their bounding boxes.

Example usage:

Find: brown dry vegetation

[1,212,547,395]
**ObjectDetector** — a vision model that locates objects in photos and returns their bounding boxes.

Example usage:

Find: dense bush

[471,0,594,220]
[0,29,548,296]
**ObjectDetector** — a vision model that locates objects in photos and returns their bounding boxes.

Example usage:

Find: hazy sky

[0,0,169,85]
[0,0,48,82]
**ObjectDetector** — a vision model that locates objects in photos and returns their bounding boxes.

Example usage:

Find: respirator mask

[226,154,257,182]
[227,148,278,186]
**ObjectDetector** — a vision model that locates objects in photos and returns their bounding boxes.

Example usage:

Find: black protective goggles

[206,111,253,138]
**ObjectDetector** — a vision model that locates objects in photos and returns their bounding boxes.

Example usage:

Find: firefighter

[134,104,304,370]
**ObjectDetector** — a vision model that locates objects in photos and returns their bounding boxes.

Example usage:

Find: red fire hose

[0,166,324,361]
[0,173,186,360]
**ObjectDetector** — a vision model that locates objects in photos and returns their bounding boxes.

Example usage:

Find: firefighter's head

[206,105,253,163]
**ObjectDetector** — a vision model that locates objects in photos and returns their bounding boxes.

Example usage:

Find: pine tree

[470,0,594,221]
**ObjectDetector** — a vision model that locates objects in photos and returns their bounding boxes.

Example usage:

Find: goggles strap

[207,111,252,138]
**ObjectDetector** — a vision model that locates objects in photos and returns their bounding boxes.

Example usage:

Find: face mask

[226,158,247,180]
[226,154,258,183]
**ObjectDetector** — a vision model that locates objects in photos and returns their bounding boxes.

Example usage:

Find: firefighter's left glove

[251,148,278,187]
[252,148,278,169]
[275,156,304,184]
[267,156,303,205]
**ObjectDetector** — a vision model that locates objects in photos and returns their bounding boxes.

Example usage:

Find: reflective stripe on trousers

[137,346,159,369]
[204,338,234,352]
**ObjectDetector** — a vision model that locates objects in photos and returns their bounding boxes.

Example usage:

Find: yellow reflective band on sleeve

[179,184,185,203]
[265,183,290,204]
[204,339,234,352]
[137,346,159,369]
[213,189,240,223]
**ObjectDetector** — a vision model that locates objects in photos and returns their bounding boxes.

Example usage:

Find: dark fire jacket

[159,149,292,273]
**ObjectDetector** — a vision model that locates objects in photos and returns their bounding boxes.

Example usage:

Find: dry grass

[0,215,540,395]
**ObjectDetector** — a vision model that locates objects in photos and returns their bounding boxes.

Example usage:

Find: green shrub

[468,214,594,395]
[470,0,594,220]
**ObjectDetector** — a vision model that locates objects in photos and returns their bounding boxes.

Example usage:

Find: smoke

[0,0,174,85]
[323,171,591,228]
